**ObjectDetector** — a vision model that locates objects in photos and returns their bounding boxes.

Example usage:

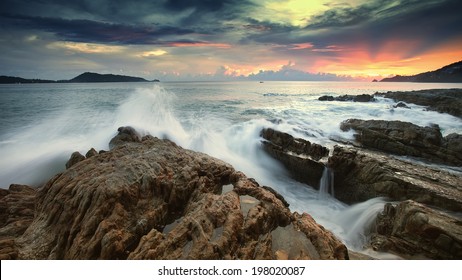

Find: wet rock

[7,129,346,260]
[65,151,85,169]
[318,95,335,101]
[318,94,375,102]
[377,89,462,118]
[260,128,329,188]
[371,200,462,259]
[109,126,141,149]
[340,119,461,166]
[328,146,462,211]
[393,102,411,109]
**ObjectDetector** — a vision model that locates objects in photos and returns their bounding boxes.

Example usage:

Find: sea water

[1,81,461,253]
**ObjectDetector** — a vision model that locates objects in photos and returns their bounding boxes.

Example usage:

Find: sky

[1,0,461,81]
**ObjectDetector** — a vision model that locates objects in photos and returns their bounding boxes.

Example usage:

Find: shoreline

[1,88,461,260]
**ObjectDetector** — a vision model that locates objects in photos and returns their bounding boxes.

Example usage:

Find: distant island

[0,72,159,84]
[381,60,462,83]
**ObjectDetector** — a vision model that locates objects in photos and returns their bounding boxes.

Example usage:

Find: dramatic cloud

[0,0,461,80]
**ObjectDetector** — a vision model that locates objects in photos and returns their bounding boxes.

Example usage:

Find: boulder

[65,151,85,169]
[109,126,141,149]
[260,128,328,188]
[340,119,461,166]
[7,130,347,260]
[371,200,462,259]
[85,148,98,158]
[328,146,462,211]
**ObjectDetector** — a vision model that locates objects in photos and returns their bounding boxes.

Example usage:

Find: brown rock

[65,151,85,169]
[109,126,141,149]
[85,148,98,158]
[10,132,346,260]
[0,184,37,260]
[371,200,462,259]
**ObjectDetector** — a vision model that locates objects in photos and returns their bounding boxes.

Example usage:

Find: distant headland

[380,60,462,83]
[0,72,160,84]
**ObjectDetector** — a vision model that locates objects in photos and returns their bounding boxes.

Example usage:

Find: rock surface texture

[0,185,36,259]
[1,127,347,260]
[377,88,462,118]
[328,146,462,211]
[371,200,462,259]
[340,119,462,166]
[260,128,329,188]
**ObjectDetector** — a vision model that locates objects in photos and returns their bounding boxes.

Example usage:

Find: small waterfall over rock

[318,166,334,199]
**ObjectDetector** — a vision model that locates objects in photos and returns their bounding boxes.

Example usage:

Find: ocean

[1,81,461,254]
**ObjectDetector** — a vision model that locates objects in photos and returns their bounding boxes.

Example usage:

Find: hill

[0,72,158,84]
[68,72,150,83]
[0,76,55,84]
[381,60,462,83]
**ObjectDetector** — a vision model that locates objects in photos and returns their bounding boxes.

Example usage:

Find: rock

[318,94,375,102]
[65,151,85,169]
[443,133,462,156]
[371,200,462,259]
[0,185,36,260]
[8,130,346,260]
[318,95,335,101]
[109,126,141,149]
[85,148,98,158]
[260,128,329,188]
[393,102,411,109]
[377,89,462,118]
[328,146,462,211]
[340,119,461,166]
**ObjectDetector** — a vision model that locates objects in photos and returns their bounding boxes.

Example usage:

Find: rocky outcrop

[109,126,142,149]
[376,88,462,118]
[328,146,462,211]
[260,128,329,188]
[2,127,347,260]
[0,185,37,259]
[318,94,375,102]
[371,200,462,259]
[65,151,86,169]
[340,119,462,166]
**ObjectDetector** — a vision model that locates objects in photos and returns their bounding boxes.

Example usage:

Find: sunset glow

[0,0,461,81]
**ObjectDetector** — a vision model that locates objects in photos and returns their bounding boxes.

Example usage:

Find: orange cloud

[309,38,462,79]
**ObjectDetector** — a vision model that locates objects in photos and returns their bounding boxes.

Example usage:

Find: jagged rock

[371,200,462,259]
[393,102,411,109]
[318,94,375,102]
[85,148,98,158]
[0,185,36,260]
[8,131,346,260]
[108,126,141,149]
[65,151,85,169]
[328,146,462,211]
[377,88,462,118]
[260,128,329,188]
[340,119,461,166]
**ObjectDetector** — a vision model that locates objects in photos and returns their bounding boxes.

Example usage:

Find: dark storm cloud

[0,0,258,45]
[0,13,195,44]
[243,0,462,58]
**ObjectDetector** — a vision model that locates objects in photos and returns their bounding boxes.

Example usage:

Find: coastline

[1,88,461,260]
